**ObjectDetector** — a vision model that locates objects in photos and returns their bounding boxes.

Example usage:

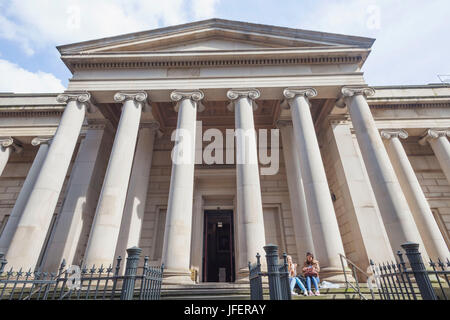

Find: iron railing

[248,244,291,300]
[339,254,374,300]
[0,246,164,300]
[370,242,449,300]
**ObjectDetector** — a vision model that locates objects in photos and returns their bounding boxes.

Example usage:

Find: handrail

[339,254,375,300]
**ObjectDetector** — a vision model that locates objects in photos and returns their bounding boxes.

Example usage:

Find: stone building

[0,19,449,285]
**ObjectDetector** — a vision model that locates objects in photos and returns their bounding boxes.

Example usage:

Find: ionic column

[276,120,314,261]
[283,88,346,281]
[0,137,50,254]
[382,130,449,260]
[114,121,159,264]
[0,138,22,176]
[84,92,148,267]
[5,92,90,269]
[227,89,266,281]
[339,87,427,257]
[162,90,204,284]
[419,129,450,184]
[42,121,114,271]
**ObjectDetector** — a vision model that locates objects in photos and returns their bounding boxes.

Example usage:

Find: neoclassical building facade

[0,19,449,284]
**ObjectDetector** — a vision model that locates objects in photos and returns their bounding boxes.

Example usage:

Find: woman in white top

[287,255,308,296]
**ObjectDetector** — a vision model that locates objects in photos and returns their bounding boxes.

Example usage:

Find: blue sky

[0,0,449,93]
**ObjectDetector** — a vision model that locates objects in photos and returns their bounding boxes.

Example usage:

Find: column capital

[226,89,260,112]
[0,137,13,148]
[282,88,317,110]
[419,128,450,145]
[170,90,205,112]
[140,121,160,131]
[226,88,260,101]
[56,91,97,113]
[275,119,293,129]
[114,91,150,112]
[31,137,52,147]
[170,90,204,102]
[341,86,376,98]
[381,129,409,140]
[336,86,375,108]
[0,137,23,153]
[283,87,317,100]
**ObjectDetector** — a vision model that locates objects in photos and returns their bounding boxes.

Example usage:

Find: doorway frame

[202,209,236,283]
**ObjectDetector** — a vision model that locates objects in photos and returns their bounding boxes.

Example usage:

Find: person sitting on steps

[302,252,320,296]
[287,255,308,296]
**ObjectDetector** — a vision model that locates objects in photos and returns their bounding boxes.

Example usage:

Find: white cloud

[0,59,65,93]
[298,0,450,85]
[0,0,220,55]
[191,0,220,20]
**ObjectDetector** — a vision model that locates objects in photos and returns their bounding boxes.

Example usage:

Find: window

[263,206,285,254]
[152,209,167,261]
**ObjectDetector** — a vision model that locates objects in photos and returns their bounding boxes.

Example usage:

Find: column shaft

[5,94,88,269]
[427,132,450,184]
[84,93,146,267]
[278,121,314,261]
[0,138,50,253]
[42,124,112,271]
[342,88,427,257]
[283,88,346,280]
[162,90,203,284]
[227,89,266,280]
[114,124,157,263]
[383,130,449,260]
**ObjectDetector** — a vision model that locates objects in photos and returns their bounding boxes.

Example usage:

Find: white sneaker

[291,291,298,296]
[303,291,308,296]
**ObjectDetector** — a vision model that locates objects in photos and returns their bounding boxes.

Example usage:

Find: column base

[319,267,355,283]
[163,269,195,285]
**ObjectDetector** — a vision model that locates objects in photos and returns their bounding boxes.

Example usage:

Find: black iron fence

[248,244,291,300]
[0,246,164,300]
[370,242,449,300]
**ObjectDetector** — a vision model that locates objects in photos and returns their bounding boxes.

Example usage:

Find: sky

[0,0,449,93]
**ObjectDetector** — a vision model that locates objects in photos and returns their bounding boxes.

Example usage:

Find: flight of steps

[160,283,389,300]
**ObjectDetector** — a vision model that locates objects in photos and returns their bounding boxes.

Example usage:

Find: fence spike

[429,258,436,268]
[437,258,444,270]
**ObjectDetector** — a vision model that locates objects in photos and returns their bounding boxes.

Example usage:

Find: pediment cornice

[58,19,375,54]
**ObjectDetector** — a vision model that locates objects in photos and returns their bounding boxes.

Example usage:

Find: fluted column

[419,129,450,184]
[5,92,90,269]
[84,92,148,267]
[0,138,22,176]
[339,87,427,257]
[227,89,266,281]
[382,129,449,260]
[114,122,159,264]
[276,120,314,261]
[0,137,50,254]
[162,90,204,284]
[283,88,346,281]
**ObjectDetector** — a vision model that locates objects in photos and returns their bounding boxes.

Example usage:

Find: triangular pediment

[58,18,374,55]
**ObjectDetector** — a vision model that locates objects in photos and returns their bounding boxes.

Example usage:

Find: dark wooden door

[203,210,235,282]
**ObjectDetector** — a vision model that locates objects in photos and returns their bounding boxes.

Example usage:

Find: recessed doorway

[202,210,235,282]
